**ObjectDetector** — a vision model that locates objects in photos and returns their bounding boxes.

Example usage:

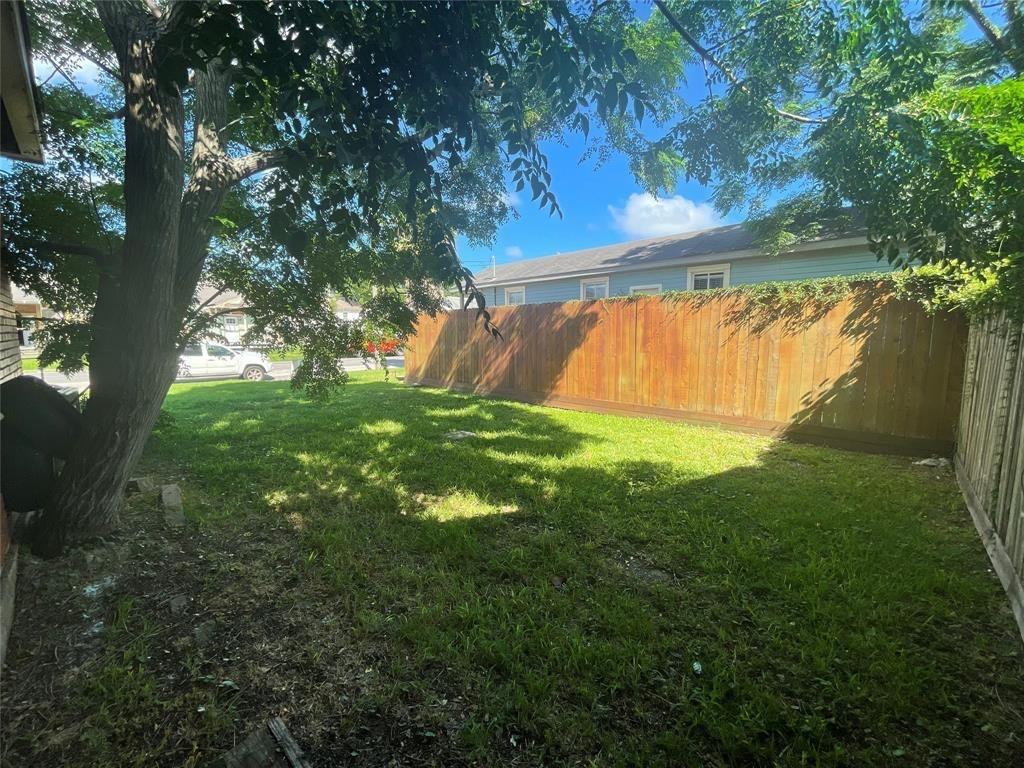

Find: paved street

[23,355,403,389]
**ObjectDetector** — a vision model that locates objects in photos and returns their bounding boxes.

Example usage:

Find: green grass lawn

[20,356,84,373]
[138,372,1021,765]
[269,347,303,361]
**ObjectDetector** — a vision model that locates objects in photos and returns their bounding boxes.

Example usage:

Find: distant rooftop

[195,285,245,308]
[194,285,363,314]
[474,212,866,286]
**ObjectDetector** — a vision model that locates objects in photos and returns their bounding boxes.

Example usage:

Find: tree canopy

[610,0,1023,314]
[1,0,657,552]
[2,0,649,386]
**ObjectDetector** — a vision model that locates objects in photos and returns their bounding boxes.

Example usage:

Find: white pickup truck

[178,342,270,381]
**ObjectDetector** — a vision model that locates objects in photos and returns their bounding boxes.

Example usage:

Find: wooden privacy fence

[956,310,1024,639]
[406,284,968,455]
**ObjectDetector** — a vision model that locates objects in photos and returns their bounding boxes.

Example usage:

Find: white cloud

[608,193,721,238]
[505,245,524,259]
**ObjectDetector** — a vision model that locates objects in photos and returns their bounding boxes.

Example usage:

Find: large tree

[1,0,648,555]
[614,0,1023,312]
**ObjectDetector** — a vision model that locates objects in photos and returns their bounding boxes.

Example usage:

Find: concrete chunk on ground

[169,594,189,614]
[126,476,158,495]
[160,484,186,527]
[913,457,951,469]
[444,430,477,441]
[225,716,312,768]
[192,619,216,647]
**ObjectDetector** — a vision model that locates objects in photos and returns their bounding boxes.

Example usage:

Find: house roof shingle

[473,214,867,286]
[195,286,246,308]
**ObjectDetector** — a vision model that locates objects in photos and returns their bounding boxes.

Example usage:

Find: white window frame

[629,284,663,296]
[687,263,731,291]
[579,276,610,300]
[504,285,527,306]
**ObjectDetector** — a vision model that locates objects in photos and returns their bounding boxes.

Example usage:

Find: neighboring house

[472,215,891,307]
[195,286,255,345]
[1,268,21,385]
[194,287,364,344]
[11,285,48,348]
[334,297,363,323]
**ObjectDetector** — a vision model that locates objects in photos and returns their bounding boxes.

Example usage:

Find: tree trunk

[29,353,180,556]
[26,4,275,557]
[29,3,187,557]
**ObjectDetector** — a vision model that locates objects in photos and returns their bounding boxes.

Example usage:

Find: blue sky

[455,1,733,276]
[20,51,729,283]
[20,1,735,280]
[454,122,733,277]
[16,3,996,283]
[454,1,996,278]
[17,0,734,278]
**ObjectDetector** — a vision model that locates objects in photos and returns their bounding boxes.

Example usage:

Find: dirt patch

[0,485,467,767]
[619,554,676,585]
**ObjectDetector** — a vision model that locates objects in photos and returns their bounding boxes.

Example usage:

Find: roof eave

[0,1,44,164]
[473,236,870,288]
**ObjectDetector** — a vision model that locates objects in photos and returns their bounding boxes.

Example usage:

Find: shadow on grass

[146,377,1022,766]
[410,284,968,457]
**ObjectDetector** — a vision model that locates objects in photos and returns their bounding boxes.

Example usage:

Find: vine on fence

[603,267,1014,320]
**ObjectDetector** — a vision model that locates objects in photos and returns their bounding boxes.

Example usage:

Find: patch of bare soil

[0,483,467,767]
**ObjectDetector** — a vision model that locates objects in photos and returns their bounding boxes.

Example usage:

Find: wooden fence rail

[406,284,967,455]
[956,310,1024,640]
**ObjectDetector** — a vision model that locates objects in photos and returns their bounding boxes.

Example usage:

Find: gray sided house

[472,218,890,307]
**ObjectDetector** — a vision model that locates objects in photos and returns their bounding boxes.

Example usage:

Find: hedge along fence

[956,310,1024,640]
[405,281,968,455]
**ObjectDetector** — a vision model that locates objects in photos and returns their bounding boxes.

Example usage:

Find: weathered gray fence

[956,310,1024,640]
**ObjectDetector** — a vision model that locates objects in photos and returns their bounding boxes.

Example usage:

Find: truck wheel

[242,365,266,381]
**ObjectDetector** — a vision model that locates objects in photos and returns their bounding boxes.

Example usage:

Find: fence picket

[406,285,968,455]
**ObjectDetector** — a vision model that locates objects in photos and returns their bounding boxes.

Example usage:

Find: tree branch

[174,60,235,307]
[48,104,126,122]
[963,0,1023,73]
[653,0,827,125]
[1007,0,1024,66]
[3,236,120,276]
[94,0,156,66]
[68,45,121,81]
[155,0,214,40]
[44,41,120,83]
[181,303,254,340]
[202,306,253,321]
[42,53,110,104]
[230,150,287,183]
[963,1,1008,52]
[193,287,226,314]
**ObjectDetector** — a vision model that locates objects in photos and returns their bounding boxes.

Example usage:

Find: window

[207,344,234,358]
[687,263,730,291]
[580,277,609,300]
[183,343,202,357]
[629,284,662,296]
[224,316,238,327]
[504,286,526,306]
